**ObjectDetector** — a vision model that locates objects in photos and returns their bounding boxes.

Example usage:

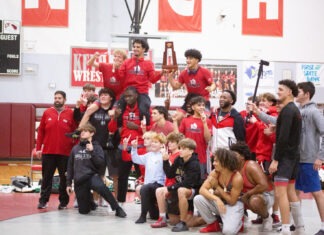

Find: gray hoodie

[299,102,324,163]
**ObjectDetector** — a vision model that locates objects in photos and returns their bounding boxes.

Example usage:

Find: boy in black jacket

[66,123,126,217]
[157,138,201,232]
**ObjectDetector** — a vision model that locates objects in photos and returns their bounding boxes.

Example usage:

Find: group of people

[35,38,324,235]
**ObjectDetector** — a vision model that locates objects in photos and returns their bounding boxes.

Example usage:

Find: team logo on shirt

[189,122,201,133]
[110,76,116,83]
[128,112,136,120]
[189,78,200,88]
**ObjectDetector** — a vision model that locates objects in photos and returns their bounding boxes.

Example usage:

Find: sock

[272,210,279,216]
[282,224,291,233]
[321,221,324,231]
[160,213,166,221]
[290,201,304,228]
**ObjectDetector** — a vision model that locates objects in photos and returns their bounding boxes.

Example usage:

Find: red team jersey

[179,116,212,164]
[178,67,213,100]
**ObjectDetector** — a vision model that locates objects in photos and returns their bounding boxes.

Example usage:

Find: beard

[54,101,64,109]
[220,101,231,109]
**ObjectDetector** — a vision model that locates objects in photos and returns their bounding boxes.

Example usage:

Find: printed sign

[0,20,21,75]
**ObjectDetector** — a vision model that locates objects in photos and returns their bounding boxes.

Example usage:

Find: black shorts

[275,157,299,180]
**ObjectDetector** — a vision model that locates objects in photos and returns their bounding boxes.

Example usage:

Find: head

[184,49,202,70]
[86,94,97,107]
[184,93,199,114]
[178,138,196,158]
[190,96,206,115]
[296,81,315,104]
[124,86,139,106]
[213,148,239,172]
[98,87,115,107]
[277,79,298,103]
[259,92,277,110]
[54,90,66,109]
[150,133,167,152]
[79,122,96,141]
[245,95,259,112]
[132,38,149,57]
[113,49,127,67]
[82,83,96,98]
[229,141,252,164]
[166,132,184,153]
[142,131,156,148]
[219,90,236,109]
[152,106,168,122]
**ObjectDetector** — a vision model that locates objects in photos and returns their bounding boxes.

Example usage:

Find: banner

[296,64,324,86]
[243,61,275,87]
[158,0,201,32]
[22,0,68,27]
[242,0,283,36]
[71,47,109,87]
[0,20,21,75]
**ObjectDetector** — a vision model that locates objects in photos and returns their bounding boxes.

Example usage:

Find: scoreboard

[0,20,21,75]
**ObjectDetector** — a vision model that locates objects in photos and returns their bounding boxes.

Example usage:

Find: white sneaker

[259,216,273,232]
[293,226,306,235]
[100,198,108,207]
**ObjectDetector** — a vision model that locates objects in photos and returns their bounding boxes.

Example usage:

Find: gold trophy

[162,41,178,71]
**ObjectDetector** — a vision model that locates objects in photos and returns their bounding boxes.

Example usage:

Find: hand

[314,159,323,171]
[108,109,115,118]
[86,142,93,151]
[126,121,139,130]
[268,160,278,175]
[248,115,257,124]
[36,151,42,159]
[247,102,260,115]
[66,186,73,195]
[122,134,131,150]
[264,124,275,136]
[140,116,146,130]
[164,93,171,110]
[240,193,250,204]
[205,86,212,93]
[215,199,226,214]
[200,111,207,123]
[160,145,169,160]
[131,137,138,149]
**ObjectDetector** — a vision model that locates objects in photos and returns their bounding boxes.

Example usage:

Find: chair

[30,148,42,183]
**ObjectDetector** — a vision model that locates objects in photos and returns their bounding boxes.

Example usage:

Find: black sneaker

[115,207,127,218]
[172,221,189,232]
[58,204,67,210]
[135,216,146,223]
[65,130,80,139]
[37,202,47,209]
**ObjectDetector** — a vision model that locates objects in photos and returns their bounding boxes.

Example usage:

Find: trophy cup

[162,41,178,71]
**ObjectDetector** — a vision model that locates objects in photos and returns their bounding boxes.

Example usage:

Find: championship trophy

[162,41,178,71]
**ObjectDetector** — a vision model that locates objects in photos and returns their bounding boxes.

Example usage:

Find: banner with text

[71,47,109,87]
[296,63,324,86]
[0,20,21,75]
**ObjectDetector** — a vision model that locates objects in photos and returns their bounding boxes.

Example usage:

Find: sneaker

[252,216,263,224]
[199,220,221,233]
[151,217,167,228]
[135,216,146,224]
[293,226,306,235]
[58,204,67,210]
[272,213,282,228]
[172,221,189,232]
[277,225,296,232]
[73,199,78,208]
[259,216,272,232]
[115,207,127,218]
[314,229,324,235]
[37,202,47,209]
[134,197,141,204]
[100,198,108,207]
